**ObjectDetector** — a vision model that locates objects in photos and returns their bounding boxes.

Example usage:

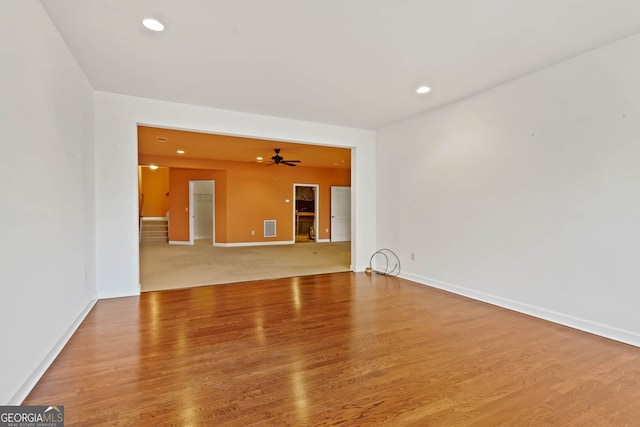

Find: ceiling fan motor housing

[270,148,300,166]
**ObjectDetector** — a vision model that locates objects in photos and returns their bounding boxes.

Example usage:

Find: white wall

[94,92,376,298]
[377,32,640,346]
[0,0,96,404]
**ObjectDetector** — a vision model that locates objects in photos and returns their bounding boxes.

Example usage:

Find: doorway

[137,126,355,291]
[189,180,215,245]
[293,184,318,243]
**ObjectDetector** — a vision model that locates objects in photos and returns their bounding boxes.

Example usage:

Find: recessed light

[149,165,159,170]
[143,18,165,32]
[416,86,431,94]
[176,150,185,154]
[256,156,263,161]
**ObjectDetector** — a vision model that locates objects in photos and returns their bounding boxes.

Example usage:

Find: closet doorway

[189,180,215,245]
[293,184,318,243]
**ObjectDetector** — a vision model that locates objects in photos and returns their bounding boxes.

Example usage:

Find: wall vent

[264,220,276,238]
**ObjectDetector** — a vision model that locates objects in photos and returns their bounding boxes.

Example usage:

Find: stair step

[142,225,168,231]
[142,231,168,237]
[140,237,168,244]
[140,219,169,244]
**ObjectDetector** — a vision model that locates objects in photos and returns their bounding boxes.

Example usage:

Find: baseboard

[142,217,167,220]
[10,299,97,405]
[169,241,192,245]
[317,239,330,243]
[97,285,140,299]
[399,271,640,348]
[214,240,294,247]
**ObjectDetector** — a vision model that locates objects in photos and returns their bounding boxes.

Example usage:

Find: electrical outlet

[251,230,255,236]
[326,228,329,233]
[410,252,416,261]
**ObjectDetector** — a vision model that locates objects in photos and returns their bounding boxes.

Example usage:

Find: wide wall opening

[137,125,353,291]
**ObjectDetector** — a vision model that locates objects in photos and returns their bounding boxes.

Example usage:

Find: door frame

[292,183,319,242]
[189,180,215,245]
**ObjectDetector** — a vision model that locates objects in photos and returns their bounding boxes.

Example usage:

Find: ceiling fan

[268,148,301,167]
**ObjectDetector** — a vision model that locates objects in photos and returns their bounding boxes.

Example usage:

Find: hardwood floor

[24,272,640,426]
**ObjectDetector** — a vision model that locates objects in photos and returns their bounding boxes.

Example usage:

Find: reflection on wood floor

[25,272,640,425]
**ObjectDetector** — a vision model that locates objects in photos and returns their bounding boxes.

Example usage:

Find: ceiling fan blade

[284,160,301,163]
[281,161,297,167]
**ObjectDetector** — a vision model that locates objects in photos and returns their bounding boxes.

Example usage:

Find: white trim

[97,285,140,299]
[399,271,640,348]
[214,240,294,247]
[169,240,193,245]
[141,216,167,220]
[189,181,194,245]
[317,239,330,243]
[9,299,97,405]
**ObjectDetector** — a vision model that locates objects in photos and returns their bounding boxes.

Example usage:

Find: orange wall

[225,163,350,242]
[168,168,227,242]
[139,166,170,217]
[139,155,350,243]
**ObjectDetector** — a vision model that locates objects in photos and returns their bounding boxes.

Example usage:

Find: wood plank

[23,272,640,425]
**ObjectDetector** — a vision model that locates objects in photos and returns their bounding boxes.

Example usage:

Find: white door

[331,186,351,242]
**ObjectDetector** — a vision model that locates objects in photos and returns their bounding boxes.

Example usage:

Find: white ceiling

[41,0,640,130]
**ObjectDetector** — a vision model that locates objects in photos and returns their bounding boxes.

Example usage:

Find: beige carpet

[140,239,351,292]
